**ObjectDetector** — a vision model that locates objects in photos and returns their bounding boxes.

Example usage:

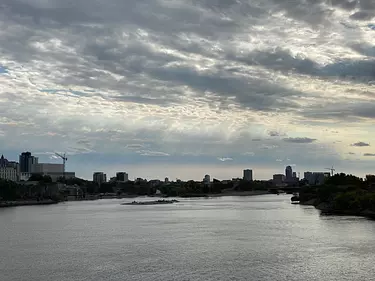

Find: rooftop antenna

[55,152,68,180]
[325,166,335,176]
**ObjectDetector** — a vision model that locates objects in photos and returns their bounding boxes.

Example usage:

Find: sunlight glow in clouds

[0,0,375,180]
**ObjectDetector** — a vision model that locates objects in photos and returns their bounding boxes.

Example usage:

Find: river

[1,194,375,281]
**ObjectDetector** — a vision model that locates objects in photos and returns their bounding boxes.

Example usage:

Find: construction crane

[55,152,68,180]
[325,166,335,176]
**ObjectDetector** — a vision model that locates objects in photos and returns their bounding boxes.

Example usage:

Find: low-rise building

[31,163,64,174]
[0,166,18,181]
[29,163,74,182]
[273,174,286,186]
[19,172,32,181]
[304,172,330,186]
[149,179,161,187]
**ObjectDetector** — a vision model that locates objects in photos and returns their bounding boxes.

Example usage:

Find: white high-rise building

[243,169,253,181]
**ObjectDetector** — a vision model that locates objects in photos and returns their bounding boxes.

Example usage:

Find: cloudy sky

[0,0,374,180]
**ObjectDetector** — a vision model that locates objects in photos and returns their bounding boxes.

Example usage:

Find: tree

[325,173,363,186]
[0,179,18,200]
[28,173,44,182]
[42,175,52,183]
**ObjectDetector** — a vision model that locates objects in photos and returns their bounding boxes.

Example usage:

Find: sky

[0,0,374,181]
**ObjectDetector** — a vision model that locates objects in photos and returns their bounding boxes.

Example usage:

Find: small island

[121,199,179,206]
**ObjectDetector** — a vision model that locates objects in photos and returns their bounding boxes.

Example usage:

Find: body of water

[1,194,375,281]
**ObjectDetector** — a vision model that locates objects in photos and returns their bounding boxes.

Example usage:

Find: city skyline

[0,1,375,180]
[0,150,371,182]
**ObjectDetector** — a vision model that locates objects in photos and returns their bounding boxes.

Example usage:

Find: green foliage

[58,177,87,186]
[325,173,363,186]
[28,174,52,183]
[99,182,115,194]
[0,179,19,200]
[299,173,375,213]
[333,190,375,212]
[236,180,270,191]
[28,174,44,182]
[366,175,375,184]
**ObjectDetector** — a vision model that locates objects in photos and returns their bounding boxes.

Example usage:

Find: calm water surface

[1,195,375,281]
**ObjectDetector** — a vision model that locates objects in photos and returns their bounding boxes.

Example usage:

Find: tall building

[285,166,293,180]
[203,174,210,185]
[243,169,253,181]
[19,152,38,173]
[93,172,106,185]
[292,172,297,178]
[116,172,128,182]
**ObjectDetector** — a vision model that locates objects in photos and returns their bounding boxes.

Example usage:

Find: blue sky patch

[0,66,8,74]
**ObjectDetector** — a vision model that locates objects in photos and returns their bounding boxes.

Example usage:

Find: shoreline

[0,191,272,208]
[67,190,271,201]
[299,200,375,220]
[203,190,271,197]
[0,200,59,208]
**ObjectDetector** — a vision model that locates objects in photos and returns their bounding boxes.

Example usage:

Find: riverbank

[65,190,271,201]
[0,200,59,208]
[208,190,270,197]
[179,190,271,198]
[299,199,375,220]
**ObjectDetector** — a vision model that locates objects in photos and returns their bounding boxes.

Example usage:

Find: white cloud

[136,150,170,157]
[217,157,233,162]
[0,0,374,179]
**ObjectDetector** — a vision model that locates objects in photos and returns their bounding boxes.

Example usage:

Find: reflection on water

[1,194,375,281]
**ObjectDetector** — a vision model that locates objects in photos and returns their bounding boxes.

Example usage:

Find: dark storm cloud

[350,43,375,57]
[145,65,303,111]
[352,142,370,147]
[269,0,375,23]
[110,95,178,106]
[303,102,375,121]
[268,130,286,137]
[0,0,374,121]
[230,48,375,84]
[350,11,374,21]
[227,48,318,75]
[283,137,317,143]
